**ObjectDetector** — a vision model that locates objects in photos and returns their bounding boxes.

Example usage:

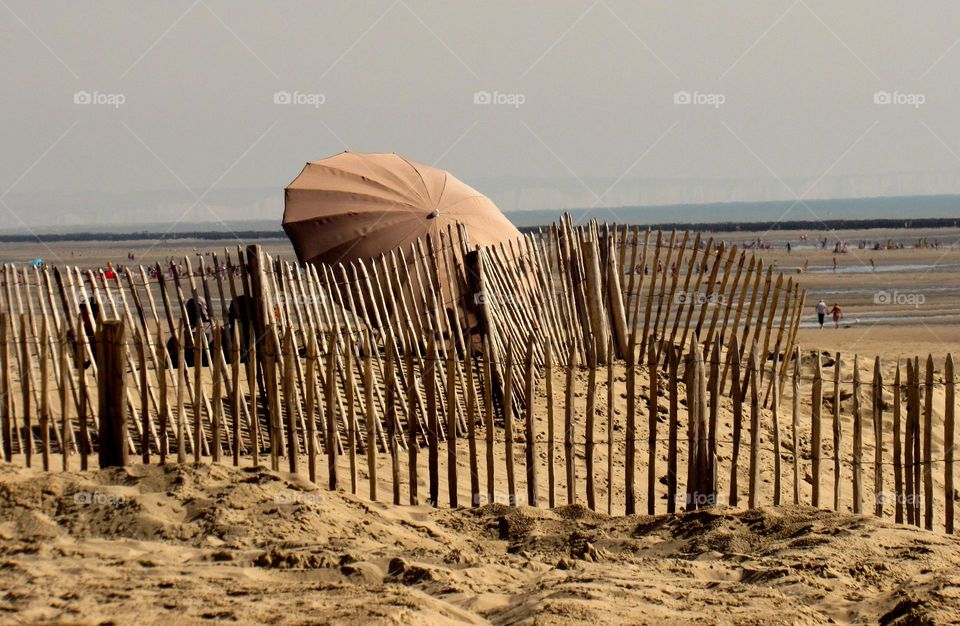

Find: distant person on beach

[816,300,827,328]
[166,296,214,368]
[832,257,838,272]
[227,295,254,362]
[830,303,843,328]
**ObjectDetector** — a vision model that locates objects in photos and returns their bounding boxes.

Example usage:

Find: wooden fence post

[326,332,338,491]
[606,339,614,514]
[193,321,204,465]
[136,330,148,465]
[97,320,127,468]
[426,337,440,507]
[893,360,903,524]
[924,355,934,531]
[546,340,557,509]
[445,339,457,508]
[585,339,597,510]
[811,349,821,507]
[647,338,659,513]
[267,325,283,471]
[852,358,863,514]
[212,325,224,464]
[524,335,538,507]
[697,339,711,507]
[282,329,298,474]
[247,326,259,469]
[465,345,479,507]
[366,333,378,503]
[666,344,680,513]
[771,352,781,507]
[945,354,954,534]
[39,319,49,470]
[305,327,318,483]
[482,335,494,505]
[59,327,70,471]
[231,325,241,468]
[707,341,720,508]
[905,358,915,525]
[20,315,31,468]
[748,345,760,509]
[873,357,883,517]
[564,340,577,505]
[625,333,636,515]
[832,353,842,511]
[503,342,516,506]
[728,336,742,507]
[687,338,707,509]
[912,356,922,526]
[344,335,357,494]
[0,314,10,462]
[406,351,419,505]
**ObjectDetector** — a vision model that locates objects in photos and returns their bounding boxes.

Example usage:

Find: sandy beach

[0,225,958,624]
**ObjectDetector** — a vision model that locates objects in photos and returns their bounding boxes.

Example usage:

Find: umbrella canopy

[283,152,521,266]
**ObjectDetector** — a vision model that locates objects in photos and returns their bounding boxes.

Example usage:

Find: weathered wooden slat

[945,354,955,533]
[811,349,821,507]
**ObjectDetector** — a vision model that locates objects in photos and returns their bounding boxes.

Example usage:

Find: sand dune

[2,462,959,625]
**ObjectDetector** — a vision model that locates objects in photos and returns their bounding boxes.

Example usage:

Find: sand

[1,352,958,624]
[1,225,959,623]
[2,462,960,625]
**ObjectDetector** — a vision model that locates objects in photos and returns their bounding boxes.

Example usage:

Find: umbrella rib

[395,153,433,208]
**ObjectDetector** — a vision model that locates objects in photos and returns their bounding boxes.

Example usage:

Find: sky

[3,0,960,229]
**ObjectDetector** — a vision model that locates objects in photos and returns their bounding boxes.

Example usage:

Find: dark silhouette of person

[166,296,214,368]
[225,295,254,362]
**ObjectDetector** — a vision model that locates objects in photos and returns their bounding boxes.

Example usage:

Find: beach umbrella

[283,152,522,336]
[283,152,520,266]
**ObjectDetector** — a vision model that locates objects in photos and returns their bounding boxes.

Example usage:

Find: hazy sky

[3,0,960,228]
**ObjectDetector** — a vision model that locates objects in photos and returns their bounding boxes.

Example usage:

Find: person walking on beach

[816,299,827,328]
[830,303,843,329]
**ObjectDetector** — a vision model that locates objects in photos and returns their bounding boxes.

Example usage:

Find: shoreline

[1,215,960,244]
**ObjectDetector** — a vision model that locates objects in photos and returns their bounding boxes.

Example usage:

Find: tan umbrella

[283,152,522,338]
[283,152,520,266]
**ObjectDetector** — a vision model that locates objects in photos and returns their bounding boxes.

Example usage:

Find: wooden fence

[0,309,955,534]
[6,216,956,533]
